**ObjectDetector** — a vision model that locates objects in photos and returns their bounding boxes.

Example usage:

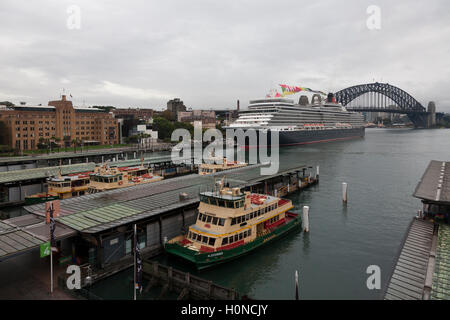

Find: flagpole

[134,224,136,301]
[49,203,53,294]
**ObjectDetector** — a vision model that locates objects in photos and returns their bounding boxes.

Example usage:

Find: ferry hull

[165,215,301,270]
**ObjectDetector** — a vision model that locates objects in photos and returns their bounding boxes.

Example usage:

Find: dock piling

[342,182,348,203]
[295,270,299,300]
[302,206,309,232]
[316,165,319,181]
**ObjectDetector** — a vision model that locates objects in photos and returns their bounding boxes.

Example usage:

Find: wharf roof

[384,219,434,300]
[0,214,76,261]
[413,160,450,204]
[430,224,450,300]
[24,162,308,234]
[0,163,96,184]
[0,148,164,164]
[0,156,174,184]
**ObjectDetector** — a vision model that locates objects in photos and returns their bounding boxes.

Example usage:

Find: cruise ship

[227,93,365,147]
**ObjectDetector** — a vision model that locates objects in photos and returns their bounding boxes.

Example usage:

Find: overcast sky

[0,0,449,112]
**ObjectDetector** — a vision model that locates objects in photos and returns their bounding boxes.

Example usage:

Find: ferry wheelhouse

[165,179,301,269]
[87,164,163,194]
[198,158,248,175]
[25,172,91,204]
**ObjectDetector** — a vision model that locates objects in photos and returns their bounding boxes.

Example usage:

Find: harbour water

[44,129,450,299]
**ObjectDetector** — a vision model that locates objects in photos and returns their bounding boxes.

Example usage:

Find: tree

[71,139,78,153]
[0,101,14,107]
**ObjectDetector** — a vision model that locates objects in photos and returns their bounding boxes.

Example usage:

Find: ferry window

[218,200,225,207]
[208,238,215,246]
[248,229,251,237]
[201,215,207,222]
[222,237,228,245]
[212,217,218,225]
[202,236,208,244]
[192,233,197,240]
[245,214,250,221]
[218,218,225,226]
[231,218,236,225]
[243,230,247,238]
[198,213,203,221]
[240,200,244,207]
[119,176,122,180]
[206,216,212,223]
[200,195,208,203]
[229,236,233,244]
[226,201,234,208]
[237,216,242,224]
[235,201,239,208]
[239,233,243,240]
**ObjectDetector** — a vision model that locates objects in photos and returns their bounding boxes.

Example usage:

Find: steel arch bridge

[334,82,429,127]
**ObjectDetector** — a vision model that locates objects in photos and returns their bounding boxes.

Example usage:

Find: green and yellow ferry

[165,179,301,270]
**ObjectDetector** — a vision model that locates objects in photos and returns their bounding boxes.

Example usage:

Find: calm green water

[90,128,450,299]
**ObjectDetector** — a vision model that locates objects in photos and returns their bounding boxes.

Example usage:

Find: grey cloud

[0,0,449,112]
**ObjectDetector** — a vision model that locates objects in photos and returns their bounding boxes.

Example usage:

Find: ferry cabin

[47,173,91,199]
[180,188,294,252]
[198,158,248,175]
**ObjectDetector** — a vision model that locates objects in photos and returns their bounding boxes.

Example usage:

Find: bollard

[302,206,309,232]
[295,270,299,300]
[342,182,348,203]
[316,165,319,182]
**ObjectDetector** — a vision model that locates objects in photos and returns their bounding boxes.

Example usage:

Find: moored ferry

[25,171,91,204]
[198,157,248,175]
[87,163,163,194]
[165,179,301,270]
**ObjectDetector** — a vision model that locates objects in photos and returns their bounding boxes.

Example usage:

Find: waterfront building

[178,109,217,129]
[167,98,186,116]
[0,95,119,151]
[112,108,154,120]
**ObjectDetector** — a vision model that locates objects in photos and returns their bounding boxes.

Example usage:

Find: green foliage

[0,101,14,107]
[152,117,195,141]
[442,114,450,128]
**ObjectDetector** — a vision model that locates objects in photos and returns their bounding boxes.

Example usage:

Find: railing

[143,260,239,300]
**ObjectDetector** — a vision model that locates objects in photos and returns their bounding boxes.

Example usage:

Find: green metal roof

[431,224,450,300]
[24,162,309,234]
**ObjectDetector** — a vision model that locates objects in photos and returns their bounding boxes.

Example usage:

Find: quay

[0,155,196,208]
[383,160,450,300]
[0,162,318,298]
[0,144,173,172]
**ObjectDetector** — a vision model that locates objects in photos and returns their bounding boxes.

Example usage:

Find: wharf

[17,162,317,290]
[0,155,195,207]
[384,160,450,300]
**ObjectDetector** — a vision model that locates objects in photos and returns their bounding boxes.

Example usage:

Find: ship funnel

[299,95,309,106]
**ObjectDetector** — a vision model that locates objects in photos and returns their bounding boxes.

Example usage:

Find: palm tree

[71,139,78,153]
[54,137,61,152]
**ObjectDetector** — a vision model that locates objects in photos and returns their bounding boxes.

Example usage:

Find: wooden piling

[302,206,309,232]
[342,182,348,203]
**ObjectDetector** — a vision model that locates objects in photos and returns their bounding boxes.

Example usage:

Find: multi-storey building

[112,108,154,120]
[177,109,217,129]
[0,95,118,151]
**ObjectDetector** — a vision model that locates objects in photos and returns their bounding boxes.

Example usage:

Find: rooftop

[24,162,307,234]
[413,160,450,204]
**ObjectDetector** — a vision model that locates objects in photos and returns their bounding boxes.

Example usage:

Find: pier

[0,155,196,207]
[383,160,450,300]
[5,162,318,292]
